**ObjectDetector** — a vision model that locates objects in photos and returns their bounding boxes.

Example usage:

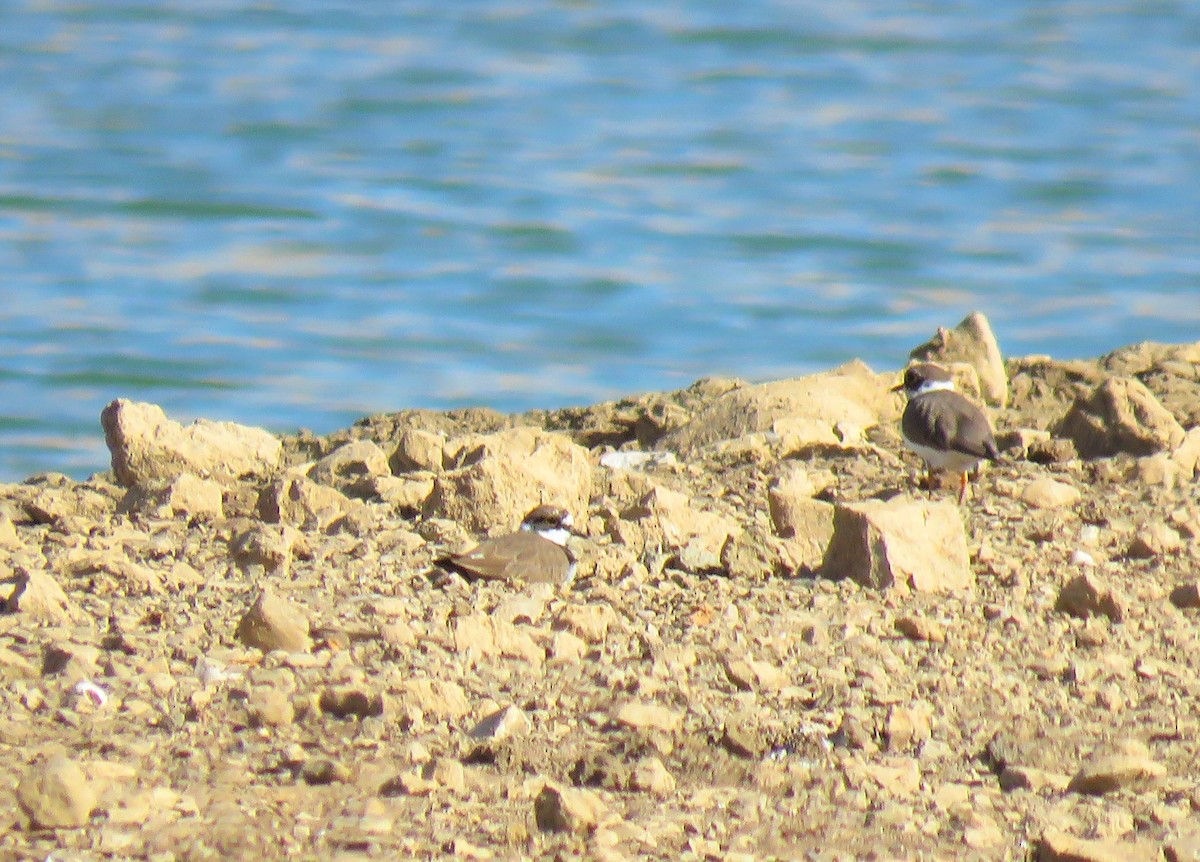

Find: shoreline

[2,318,1199,860]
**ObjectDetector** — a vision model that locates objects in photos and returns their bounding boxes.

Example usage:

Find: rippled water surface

[1,1,1197,479]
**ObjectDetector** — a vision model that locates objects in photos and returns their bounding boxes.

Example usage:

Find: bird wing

[441,533,570,582]
[915,392,999,460]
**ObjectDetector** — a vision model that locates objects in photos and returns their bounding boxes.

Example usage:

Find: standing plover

[892,363,999,503]
[438,505,578,585]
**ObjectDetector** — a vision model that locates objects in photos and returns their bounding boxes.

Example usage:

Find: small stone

[1057,572,1125,622]
[723,658,787,692]
[300,758,351,785]
[534,782,607,834]
[17,754,97,829]
[1169,582,1200,610]
[235,589,312,654]
[468,705,531,741]
[894,616,946,643]
[613,701,683,733]
[246,687,295,727]
[1020,478,1081,510]
[885,704,933,751]
[399,679,470,720]
[319,685,385,720]
[998,765,1071,793]
[1127,522,1182,559]
[1067,740,1165,795]
[631,756,675,796]
[554,603,619,644]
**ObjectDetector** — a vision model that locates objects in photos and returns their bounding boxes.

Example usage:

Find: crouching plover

[892,363,999,504]
[438,505,579,585]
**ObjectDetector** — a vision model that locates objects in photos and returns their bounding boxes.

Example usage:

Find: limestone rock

[767,467,837,566]
[821,499,972,593]
[614,701,683,733]
[723,657,787,692]
[235,589,312,653]
[1127,522,1182,559]
[319,685,385,719]
[553,603,619,644]
[390,429,446,474]
[308,440,391,497]
[229,523,297,575]
[101,398,281,487]
[399,679,469,720]
[1056,377,1186,459]
[2,570,78,623]
[257,476,353,531]
[661,361,897,455]
[423,427,591,533]
[611,484,738,558]
[534,782,607,834]
[17,755,97,829]
[468,704,531,741]
[631,757,676,796]
[453,615,544,666]
[909,311,1009,407]
[117,472,224,519]
[1020,478,1082,510]
[1067,740,1165,795]
[246,687,295,727]
[1172,427,1200,478]
[1056,572,1125,622]
[998,766,1070,793]
[1039,830,1158,862]
[1169,581,1200,610]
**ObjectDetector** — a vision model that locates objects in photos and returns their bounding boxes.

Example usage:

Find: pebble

[534,782,608,834]
[1020,478,1082,509]
[1056,572,1125,622]
[235,589,312,654]
[613,701,684,733]
[1067,740,1166,795]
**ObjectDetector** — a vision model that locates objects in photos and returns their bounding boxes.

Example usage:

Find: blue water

[0,1,1197,481]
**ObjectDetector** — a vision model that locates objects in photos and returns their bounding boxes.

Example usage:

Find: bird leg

[956,471,970,505]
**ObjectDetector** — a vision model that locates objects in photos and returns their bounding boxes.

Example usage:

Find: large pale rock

[2,570,78,623]
[390,429,446,474]
[1056,377,1186,459]
[101,399,281,487]
[909,311,1009,407]
[308,440,391,497]
[767,469,836,566]
[235,589,311,653]
[423,427,591,533]
[117,473,224,519]
[17,755,97,829]
[661,361,897,456]
[821,499,972,593]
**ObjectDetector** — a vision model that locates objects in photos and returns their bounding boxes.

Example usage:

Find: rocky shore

[2,314,1199,861]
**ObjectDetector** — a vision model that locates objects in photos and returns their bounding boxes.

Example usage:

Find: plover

[438,505,578,585]
[892,362,999,503]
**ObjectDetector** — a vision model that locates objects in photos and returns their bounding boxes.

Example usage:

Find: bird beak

[890,382,905,393]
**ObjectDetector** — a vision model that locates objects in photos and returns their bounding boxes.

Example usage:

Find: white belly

[904,438,982,473]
